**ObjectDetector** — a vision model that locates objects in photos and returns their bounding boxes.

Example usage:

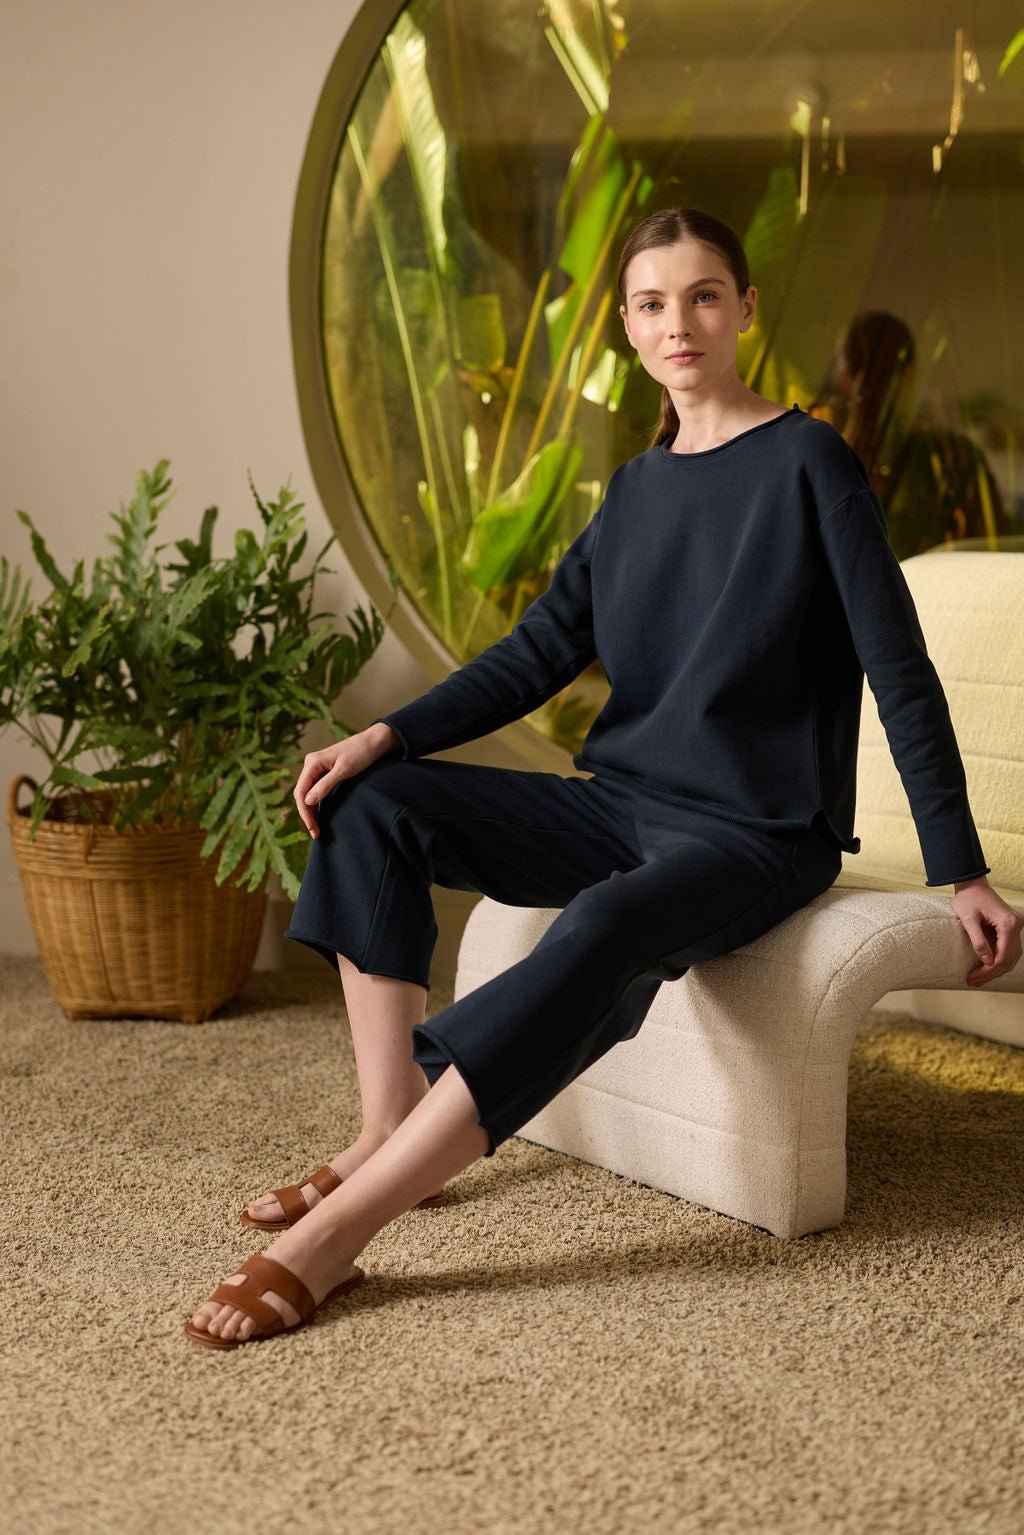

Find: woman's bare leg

[342,956,432,1134]
[190,1062,490,1341]
[244,955,441,1223]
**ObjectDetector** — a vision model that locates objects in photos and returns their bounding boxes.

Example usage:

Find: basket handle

[7,774,40,823]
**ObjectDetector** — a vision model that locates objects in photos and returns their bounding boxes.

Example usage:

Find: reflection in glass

[317,0,1024,755]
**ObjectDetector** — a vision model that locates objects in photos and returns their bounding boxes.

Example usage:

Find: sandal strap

[273,1164,341,1225]
[273,1180,313,1226]
[309,1164,343,1199]
[239,1250,316,1320]
[208,1280,285,1335]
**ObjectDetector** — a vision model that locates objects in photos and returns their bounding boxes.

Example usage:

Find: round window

[292,0,1022,765]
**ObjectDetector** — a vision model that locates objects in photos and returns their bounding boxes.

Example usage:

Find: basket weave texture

[6,774,268,1023]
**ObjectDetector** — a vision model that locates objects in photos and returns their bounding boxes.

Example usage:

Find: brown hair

[616,207,750,450]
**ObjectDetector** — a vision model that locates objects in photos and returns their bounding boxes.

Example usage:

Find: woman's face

[619,239,756,402]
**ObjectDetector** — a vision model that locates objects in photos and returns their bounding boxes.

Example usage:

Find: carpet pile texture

[1,954,1022,1535]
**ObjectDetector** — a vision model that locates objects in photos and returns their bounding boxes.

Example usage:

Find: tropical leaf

[60,602,113,678]
[165,504,219,576]
[461,436,584,592]
[50,764,109,790]
[544,286,584,380]
[164,566,221,640]
[543,0,616,117]
[116,775,174,826]
[382,10,448,265]
[106,461,172,593]
[555,116,629,288]
[14,509,69,592]
[998,28,1024,76]
[0,555,31,631]
[580,345,634,409]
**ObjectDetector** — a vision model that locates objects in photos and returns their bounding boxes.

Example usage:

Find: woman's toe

[193,1275,247,1335]
[220,1309,244,1341]
[249,1193,276,1216]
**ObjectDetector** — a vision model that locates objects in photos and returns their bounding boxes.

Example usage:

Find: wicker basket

[6,774,268,1023]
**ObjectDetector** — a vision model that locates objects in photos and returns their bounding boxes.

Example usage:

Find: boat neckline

[657,403,803,460]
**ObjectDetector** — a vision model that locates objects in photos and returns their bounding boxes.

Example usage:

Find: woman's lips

[666,352,703,362]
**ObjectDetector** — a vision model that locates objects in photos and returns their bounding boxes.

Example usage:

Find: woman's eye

[638,291,717,312]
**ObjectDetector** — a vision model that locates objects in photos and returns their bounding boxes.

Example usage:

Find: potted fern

[1,460,392,1022]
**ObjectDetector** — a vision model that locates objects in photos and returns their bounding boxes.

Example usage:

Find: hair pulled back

[616,207,750,449]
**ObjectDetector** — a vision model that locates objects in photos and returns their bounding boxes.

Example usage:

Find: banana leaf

[382,10,449,268]
[556,115,630,290]
[460,435,584,593]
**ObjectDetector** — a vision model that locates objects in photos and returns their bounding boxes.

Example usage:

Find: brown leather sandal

[239,1162,445,1230]
[184,1249,365,1350]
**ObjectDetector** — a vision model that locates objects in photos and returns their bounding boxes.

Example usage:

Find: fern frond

[0,556,31,630]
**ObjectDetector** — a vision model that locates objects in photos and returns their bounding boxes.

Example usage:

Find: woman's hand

[295,723,401,839]
[951,876,1023,987]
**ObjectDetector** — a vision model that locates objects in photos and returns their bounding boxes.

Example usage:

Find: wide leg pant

[283,758,843,1158]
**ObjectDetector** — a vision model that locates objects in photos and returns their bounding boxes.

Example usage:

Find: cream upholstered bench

[452,549,1024,1239]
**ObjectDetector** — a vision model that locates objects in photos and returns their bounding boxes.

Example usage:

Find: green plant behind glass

[0,461,393,900]
[332,0,1019,718]
[339,0,649,665]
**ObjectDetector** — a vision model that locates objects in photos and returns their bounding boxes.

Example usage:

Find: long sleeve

[817,488,990,887]
[371,506,602,759]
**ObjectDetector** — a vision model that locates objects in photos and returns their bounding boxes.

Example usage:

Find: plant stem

[458,586,488,655]
[9,718,54,762]
[486,268,552,509]
[556,285,613,440]
[508,577,531,628]
[428,388,465,541]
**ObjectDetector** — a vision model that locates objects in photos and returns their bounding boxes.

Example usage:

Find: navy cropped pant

[283,758,843,1158]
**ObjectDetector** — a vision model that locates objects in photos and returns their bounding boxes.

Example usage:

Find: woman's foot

[188,1214,363,1345]
[193,1063,491,1346]
[243,1133,443,1226]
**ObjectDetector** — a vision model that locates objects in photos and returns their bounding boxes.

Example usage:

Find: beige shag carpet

[1,953,1022,1535]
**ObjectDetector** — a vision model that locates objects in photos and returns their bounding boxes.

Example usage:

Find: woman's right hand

[295,722,402,839]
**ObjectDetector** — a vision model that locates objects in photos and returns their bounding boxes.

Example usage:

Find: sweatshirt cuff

[923,866,991,888]
[369,716,415,760]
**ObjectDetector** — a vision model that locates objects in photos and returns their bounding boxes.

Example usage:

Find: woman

[186,207,1022,1349]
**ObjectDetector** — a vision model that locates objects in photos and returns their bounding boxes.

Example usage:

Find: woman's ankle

[355,1109,421,1148]
[358,1082,431,1145]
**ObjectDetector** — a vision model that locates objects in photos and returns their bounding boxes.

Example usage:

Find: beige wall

[0,0,511,971]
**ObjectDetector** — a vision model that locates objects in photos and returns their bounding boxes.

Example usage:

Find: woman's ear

[619,304,635,349]
[738,284,757,334]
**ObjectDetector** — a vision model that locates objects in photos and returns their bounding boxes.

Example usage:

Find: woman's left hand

[951,877,1023,987]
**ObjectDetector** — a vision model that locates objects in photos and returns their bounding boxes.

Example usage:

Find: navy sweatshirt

[372,404,990,888]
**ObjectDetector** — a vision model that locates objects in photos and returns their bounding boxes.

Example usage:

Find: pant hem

[411,1022,499,1157]
[283,929,430,989]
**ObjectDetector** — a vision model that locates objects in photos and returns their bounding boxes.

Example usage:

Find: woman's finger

[970,912,1024,984]
[304,768,342,807]
[294,754,330,835]
[292,732,375,837]
[293,787,318,837]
